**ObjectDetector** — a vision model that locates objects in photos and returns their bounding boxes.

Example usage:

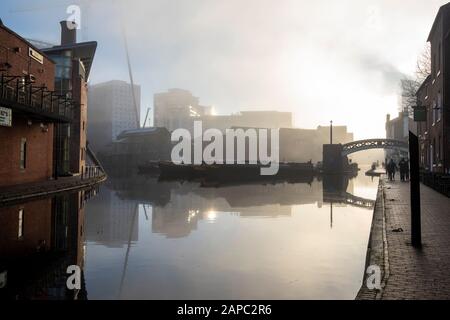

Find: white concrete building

[88,80,141,154]
[154,88,211,133]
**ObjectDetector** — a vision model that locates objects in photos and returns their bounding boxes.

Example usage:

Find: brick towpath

[358,178,450,299]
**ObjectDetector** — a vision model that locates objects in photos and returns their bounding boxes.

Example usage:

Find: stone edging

[355,178,390,300]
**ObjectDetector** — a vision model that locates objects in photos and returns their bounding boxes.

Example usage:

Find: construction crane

[120,20,140,128]
[11,0,142,128]
[143,107,152,128]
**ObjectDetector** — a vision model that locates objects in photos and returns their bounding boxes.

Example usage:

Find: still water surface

[84,171,378,300]
[0,170,378,300]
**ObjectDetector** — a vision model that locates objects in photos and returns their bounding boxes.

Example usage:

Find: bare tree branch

[416,43,431,82]
[397,44,431,115]
[400,78,421,115]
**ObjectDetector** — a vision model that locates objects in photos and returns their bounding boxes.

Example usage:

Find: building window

[438,43,441,74]
[80,192,84,209]
[18,209,24,240]
[438,135,441,162]
[433,138,436,165]
[437,92,442,121]
[20,138,27,169]
[432,100,436,125]
[433,52,436,76]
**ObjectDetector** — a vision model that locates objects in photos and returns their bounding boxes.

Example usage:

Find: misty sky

[1,0,448,138]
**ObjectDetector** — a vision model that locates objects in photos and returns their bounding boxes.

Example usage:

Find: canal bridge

[324,191,375,209]
[323,138,409,173]
[341,139,409,156]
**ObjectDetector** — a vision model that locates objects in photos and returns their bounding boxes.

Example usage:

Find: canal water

[0,168,379,300]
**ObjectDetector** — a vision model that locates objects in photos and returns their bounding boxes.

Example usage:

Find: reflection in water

[0,189,98,300]
[0,170,378,300]
[83,170,379,300]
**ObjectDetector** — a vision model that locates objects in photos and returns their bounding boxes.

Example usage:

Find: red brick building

[416,3,450,174]
[0,20,97,188]
[0,21,73,187]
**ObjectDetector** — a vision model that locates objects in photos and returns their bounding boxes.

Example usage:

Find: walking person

[399,158,406,182]
[386,159,393,181]
[389,159,397,181]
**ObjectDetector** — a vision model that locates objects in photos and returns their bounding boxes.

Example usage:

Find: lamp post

[409,131,422,247]
[410,106,425,248]
[330,120,333,144]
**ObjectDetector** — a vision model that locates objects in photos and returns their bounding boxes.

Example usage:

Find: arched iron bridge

[324,192,376,209]
[341,139,409,156]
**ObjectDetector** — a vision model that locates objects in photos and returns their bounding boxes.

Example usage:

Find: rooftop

[116,127,169,140]
[42,41,97,79]
[427,2,450,42]
[89,80,141,88]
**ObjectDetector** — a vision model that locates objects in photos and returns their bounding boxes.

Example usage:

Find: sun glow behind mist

[3,0,446,138]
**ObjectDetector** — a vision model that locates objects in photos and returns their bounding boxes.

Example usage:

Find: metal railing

[81,166,105,180]
[421,171,450,197]
[0,74,74,121]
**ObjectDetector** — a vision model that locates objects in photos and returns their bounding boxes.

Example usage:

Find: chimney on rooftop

[60,20,77,45]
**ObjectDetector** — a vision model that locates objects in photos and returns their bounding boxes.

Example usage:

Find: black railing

[81,166,105,180]
[420,171,450,197]
[0,74,74,122]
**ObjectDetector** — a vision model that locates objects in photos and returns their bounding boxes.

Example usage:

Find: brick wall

[0,198,52,257]
[0,24,55,89]
[0,115,54,187]
[0,23,56,187]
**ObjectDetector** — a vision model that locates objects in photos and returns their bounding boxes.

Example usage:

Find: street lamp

[330,120,333,145]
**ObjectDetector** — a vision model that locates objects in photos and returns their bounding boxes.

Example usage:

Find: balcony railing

[0,74,74,122]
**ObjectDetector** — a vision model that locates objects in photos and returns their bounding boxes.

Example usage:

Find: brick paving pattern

[381,179,450,299]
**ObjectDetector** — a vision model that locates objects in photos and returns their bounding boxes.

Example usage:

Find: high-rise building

[153,88,211,133]
[85,187,139,248]
[87,80,141,155]
[201,111,293,132]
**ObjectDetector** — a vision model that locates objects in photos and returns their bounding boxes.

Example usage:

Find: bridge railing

[420,171,450,197]
[341,139,409,156]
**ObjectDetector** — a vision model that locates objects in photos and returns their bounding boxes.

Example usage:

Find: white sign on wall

[0,107,12,127]
[29,47,44,64]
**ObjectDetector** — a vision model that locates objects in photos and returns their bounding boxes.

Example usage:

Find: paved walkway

[359,177,450,299]
[382,179,450,299]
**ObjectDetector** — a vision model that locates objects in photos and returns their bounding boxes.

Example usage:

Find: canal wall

[0,175,107,205]
[356,178,390,300]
